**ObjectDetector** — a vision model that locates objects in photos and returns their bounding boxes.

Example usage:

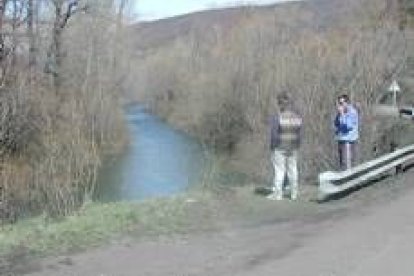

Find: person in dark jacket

[268,92,303,200]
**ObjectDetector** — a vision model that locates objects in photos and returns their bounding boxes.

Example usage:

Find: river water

[93,105,207,202]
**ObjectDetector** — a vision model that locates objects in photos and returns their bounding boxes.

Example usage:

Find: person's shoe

[290,192,298,201]
[266,192,283,201]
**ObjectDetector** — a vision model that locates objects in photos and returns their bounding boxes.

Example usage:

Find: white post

[389,80,401,107]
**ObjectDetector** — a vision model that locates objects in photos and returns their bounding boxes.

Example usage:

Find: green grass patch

[0,181,332,261]
[0,192,215,257]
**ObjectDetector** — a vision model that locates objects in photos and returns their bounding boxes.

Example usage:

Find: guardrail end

[318,171,340,199]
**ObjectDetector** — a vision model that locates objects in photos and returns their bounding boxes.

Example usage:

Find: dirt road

[19,170,414,276]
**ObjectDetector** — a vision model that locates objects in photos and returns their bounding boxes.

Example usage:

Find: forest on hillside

[130,0,414,184]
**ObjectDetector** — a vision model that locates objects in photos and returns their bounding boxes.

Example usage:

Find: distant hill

[130,0,365,52]
[130,0,414,53]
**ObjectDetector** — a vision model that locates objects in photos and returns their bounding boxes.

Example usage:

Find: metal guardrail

[318,144,414,200]
[399,106,414,119]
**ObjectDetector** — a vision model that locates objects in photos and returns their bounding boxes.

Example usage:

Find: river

[94,105,207,202]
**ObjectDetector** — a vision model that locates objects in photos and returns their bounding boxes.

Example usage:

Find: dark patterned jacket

[270,110,303,151]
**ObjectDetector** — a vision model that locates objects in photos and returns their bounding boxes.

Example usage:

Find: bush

[199,100,250,152]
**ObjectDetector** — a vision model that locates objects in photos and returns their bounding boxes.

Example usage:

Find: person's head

[337,94,350,108]
[277,91,291,112]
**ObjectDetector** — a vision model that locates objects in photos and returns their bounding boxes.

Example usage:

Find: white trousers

[271,149,298,199]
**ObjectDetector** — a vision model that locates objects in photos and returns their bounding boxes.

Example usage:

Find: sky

[135,0,295,21]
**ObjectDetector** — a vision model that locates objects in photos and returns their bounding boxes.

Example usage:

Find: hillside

[131,0,366,52]
[127,0,413,184]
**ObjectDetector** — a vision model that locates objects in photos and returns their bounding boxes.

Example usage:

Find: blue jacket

[334,105,359,142]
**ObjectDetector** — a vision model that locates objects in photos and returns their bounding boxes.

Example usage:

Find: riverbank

[25,169,414,276]
[4,166,414,275]
[0,105,221,262]
[1,180,321,274]
[0,193,214,258]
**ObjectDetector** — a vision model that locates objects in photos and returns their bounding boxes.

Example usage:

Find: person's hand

[337,104,345,114]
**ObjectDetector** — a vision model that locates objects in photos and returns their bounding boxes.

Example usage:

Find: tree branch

[60,0,88,29]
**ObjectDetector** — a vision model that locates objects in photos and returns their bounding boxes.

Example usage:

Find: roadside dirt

[8,168,414,276]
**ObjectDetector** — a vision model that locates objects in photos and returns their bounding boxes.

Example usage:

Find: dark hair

[338,94,350,103]
[277,91,290,103]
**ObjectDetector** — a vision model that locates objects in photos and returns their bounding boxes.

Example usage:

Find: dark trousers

[338,141,357,170]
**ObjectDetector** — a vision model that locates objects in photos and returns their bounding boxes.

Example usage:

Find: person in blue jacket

[334,94,359,170]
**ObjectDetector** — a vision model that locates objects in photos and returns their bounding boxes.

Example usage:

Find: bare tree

[0,0,132,221]
[27,0,36,84]
[46,0,87,94]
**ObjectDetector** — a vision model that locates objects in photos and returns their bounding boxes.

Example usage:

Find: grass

[0,162,344,266]
[0,192,217,257]
[0,180,327,260]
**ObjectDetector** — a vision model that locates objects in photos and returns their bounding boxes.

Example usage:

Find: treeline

[0,0,133,221]
[398,0,414,28]
[131,0,412,184]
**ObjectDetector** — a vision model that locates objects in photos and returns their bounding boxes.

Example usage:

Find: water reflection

[94,105,206,202]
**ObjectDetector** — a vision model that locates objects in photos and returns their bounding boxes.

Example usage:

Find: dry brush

[0,0,133,221]
[131,0,412,186]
